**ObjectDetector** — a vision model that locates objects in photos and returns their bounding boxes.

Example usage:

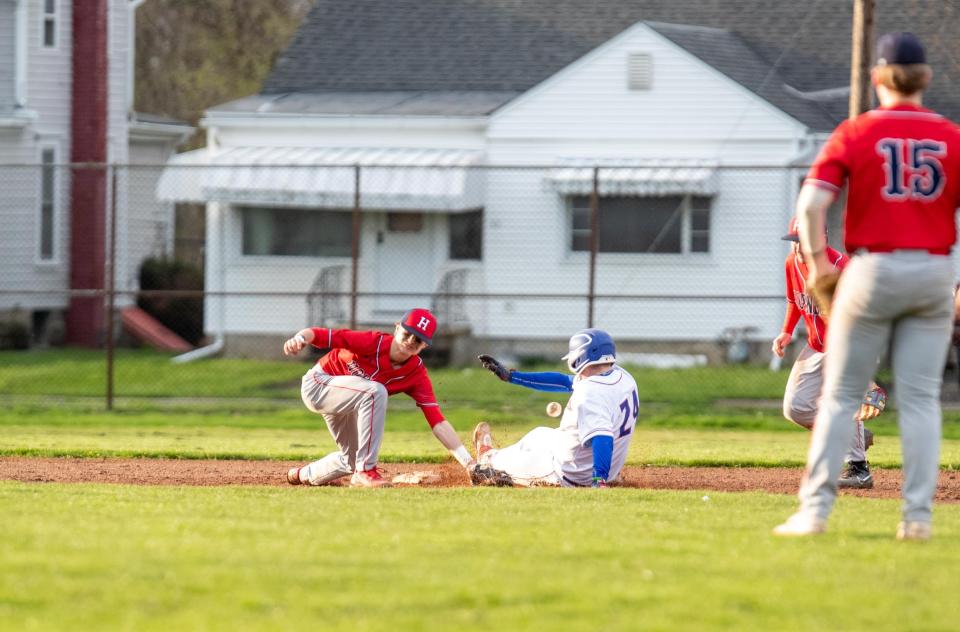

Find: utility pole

[849,0,875,118]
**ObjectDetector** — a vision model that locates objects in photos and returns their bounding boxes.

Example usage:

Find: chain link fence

[2,161,959,407]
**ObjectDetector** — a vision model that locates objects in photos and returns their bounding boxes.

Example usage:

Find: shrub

[0,320,30,350]
[137,257,204,345]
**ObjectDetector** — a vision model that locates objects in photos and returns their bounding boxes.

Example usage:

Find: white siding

[0,0,74,311]
[475,23,807,341]
[0,0,143,313]
[27,0,71,140]
[124,141,177,293]
[0,141,69,311]
[488,23,805,150]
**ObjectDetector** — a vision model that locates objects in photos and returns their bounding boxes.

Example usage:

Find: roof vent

[628,53,653,90]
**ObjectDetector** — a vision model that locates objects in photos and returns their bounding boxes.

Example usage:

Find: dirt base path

[3,457,960,502]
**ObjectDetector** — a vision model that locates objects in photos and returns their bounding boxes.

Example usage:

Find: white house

[0,0,189,345]
[156,0,960,359]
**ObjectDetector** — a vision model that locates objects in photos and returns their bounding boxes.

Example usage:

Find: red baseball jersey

[309,327,444,427]
[782,247,848,353]
[806,103,960,253]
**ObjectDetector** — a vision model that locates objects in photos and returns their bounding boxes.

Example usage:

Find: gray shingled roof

[211,91,522,117]
[258,0,960,130]
[645,22,842,132]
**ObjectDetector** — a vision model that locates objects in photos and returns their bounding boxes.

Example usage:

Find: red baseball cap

[400,308,438,345]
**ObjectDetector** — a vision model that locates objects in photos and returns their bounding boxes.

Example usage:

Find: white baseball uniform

[484,365,639,487]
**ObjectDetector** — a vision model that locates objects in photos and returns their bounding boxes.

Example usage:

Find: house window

[449,209,482,260]
[42,0,56,48]
[38,147,57,261]
[569,195,712,254]
[240,206,353,257]
[690,196,711,253]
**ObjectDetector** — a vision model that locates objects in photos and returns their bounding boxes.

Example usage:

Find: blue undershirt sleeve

[507,370,574,393]
[590,435,613,481]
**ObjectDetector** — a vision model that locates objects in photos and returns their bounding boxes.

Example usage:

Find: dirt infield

[3,457,960,501]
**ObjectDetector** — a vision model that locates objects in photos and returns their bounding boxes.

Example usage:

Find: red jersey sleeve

[309,328,380,354]
[828,248,848,272]
[405,370,445,428]
[781,256,802,335]
[806,120,852,193]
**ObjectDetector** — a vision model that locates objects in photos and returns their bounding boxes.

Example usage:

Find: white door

[375,212,436,315]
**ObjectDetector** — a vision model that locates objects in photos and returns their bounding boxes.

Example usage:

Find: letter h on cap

[401,308,437,345]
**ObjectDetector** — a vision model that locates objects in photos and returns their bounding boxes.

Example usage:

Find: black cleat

[838,460,874,489]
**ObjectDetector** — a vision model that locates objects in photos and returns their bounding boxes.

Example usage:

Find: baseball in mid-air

[546,401,563,417]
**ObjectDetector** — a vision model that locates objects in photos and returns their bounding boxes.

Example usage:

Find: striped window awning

[157,146,486,212]
[545,159,718,196]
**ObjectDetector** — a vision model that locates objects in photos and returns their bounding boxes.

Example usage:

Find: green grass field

[2,350,959,630]
[2,484,958,631]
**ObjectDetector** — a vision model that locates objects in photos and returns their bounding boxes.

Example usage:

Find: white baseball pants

[484,426,562,487]
[783,344,868,462]
[798,251,953,525]
[297,368,388,485]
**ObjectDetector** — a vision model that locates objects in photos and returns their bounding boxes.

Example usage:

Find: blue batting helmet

[561,329,616,374]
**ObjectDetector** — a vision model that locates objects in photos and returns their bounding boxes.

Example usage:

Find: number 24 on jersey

[876,138,948,201]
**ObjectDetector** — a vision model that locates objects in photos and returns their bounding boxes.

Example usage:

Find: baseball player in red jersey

[775,33,960,539]
[773,217,884,488]
[283,308,477,487]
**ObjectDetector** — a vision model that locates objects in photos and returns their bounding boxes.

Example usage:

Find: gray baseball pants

[798,251,953,524]
[783,344,867,462]
[297,368,388,485]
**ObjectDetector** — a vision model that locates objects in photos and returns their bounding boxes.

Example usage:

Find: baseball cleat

[772,512,826,537]
[350,468,392,488]
[896,521,932,541]
[838,460,873,489]
[473,422,495,462]
[287,466,303,485]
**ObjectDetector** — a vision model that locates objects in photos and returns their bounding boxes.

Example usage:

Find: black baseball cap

[876,32,926,66]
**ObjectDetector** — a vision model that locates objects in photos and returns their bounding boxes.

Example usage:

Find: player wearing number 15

[475,329,639,487]
[775,33,960,539]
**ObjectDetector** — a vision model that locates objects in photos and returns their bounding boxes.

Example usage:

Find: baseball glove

[858,384,887,421]
[810,271,840,319]
[478,354,513,382]
[469,464,513,487]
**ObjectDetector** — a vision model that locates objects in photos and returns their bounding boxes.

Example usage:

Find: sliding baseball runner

[475,329,639,487]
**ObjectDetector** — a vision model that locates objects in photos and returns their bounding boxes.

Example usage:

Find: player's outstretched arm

[478,354,513,380]
[431,419,476,471]
[477,355,573,392]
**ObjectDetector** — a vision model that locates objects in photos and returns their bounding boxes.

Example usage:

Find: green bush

[0,320,30,350]
[137,257,204,345]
